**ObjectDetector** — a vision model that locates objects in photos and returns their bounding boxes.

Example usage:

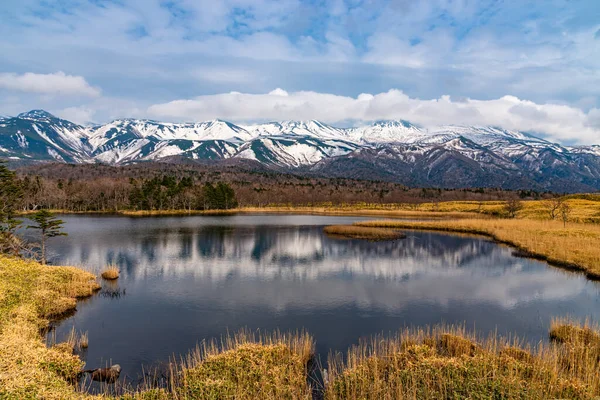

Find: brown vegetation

[324,225,406,240]
[355,218,600,278]
[101,265,120,280]
[0,255,100,399]
[326,324,600,399]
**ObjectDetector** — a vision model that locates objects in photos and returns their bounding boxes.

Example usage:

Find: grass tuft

[172,329,315,399]
[101,265,120,280]
[79,331,89,349]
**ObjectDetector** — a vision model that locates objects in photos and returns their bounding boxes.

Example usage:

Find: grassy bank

[0,255,100,399]
[324,225,406,240]
[326,322,600,399]
[355,218,600,278]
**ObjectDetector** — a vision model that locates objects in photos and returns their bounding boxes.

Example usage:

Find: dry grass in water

[324,225,405,241]
[355,218,600,278]
[101,265,120,280]
[325,324,600,400]
[79,331,89,349]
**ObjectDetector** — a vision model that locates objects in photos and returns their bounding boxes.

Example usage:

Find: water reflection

[48,215,600,384]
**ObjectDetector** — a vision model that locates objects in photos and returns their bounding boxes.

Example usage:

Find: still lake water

[44,214,600,385]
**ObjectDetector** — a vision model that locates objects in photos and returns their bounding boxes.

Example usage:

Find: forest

[11,162,557,212]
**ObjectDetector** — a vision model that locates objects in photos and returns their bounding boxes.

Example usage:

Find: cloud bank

[148,89,600,144]
[0,72,100,97]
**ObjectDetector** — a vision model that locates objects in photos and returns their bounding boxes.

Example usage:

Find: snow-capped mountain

[1,110,600,192]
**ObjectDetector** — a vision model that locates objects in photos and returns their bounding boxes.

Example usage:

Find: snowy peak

[243,120,349,140]
[17,109,58,121]
[352,119,425,143]
[90,118,254,142]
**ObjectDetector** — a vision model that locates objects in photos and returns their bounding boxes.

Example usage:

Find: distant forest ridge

[13,162,576,213]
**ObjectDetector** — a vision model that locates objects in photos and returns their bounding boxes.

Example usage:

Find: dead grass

[101,265,120,280]
[163,330,314,400]
[0,255,100,399]
[355,218,600,278]
[324,225,406,240]
[79,331,89,349]
[325,324,600,400]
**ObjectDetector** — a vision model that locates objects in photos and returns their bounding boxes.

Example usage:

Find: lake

[43,214,600,388]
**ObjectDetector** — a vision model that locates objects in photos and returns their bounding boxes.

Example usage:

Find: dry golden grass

[0,255,100,399]
[166,329,315,399]
[120,209,239,216]
[408,198,600,223]
[324,225,406,240]
[355,218,600,278]
[101,265,120,280]
[325,324,600,400]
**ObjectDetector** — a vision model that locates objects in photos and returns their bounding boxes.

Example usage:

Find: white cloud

[147,89,600,144]
[55,106,96,125]
[192,67,263,84]
[0,72,101,97]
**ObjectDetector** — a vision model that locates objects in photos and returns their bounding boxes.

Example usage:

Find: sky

[0,0,599,144]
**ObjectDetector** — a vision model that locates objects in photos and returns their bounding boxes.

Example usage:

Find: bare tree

[559,202,572,228]
[545,197,563,220]
[504,199,523,218]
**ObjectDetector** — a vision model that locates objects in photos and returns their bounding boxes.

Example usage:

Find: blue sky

[0,0,599,143]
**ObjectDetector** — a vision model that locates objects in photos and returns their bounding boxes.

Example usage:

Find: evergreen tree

[27,210,67,264]
[0,161,23,255]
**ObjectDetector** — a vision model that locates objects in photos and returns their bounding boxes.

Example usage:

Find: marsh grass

[0,255,100,399]
[169,329,315,400]
[101,265,120,280]
[324,225,406,241]
[325,324,600,400]
[79,331,89,349]
[355,218,600,278]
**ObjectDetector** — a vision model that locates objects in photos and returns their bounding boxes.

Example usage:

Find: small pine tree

[27,210,67,264]
[0,160,23,255]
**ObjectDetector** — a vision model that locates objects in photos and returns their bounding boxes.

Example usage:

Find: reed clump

[79,331,89,349]
[101,265,120,280]
[172,329,315,400]
[355,218,600,278]
[325,324,600,400]
[324,225,406,241]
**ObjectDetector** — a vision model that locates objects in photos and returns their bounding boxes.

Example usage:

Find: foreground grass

[355,218,600,278]
[326,323,600,400]
[171,330,314,400]
[0,255,100,399]
[324,225,406,240]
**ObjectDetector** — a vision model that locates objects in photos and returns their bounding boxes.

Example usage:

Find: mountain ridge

[1,110,599,192]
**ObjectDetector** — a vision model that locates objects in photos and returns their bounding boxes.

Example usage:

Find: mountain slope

[1,110,599,192]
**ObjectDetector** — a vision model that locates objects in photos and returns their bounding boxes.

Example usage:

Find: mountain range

[2,109,600,192]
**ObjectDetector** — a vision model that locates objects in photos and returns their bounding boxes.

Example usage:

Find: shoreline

[18,206,483,220]
[353,219,600,280]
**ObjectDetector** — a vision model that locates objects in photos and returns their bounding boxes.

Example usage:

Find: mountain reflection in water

[46,215,600,384]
